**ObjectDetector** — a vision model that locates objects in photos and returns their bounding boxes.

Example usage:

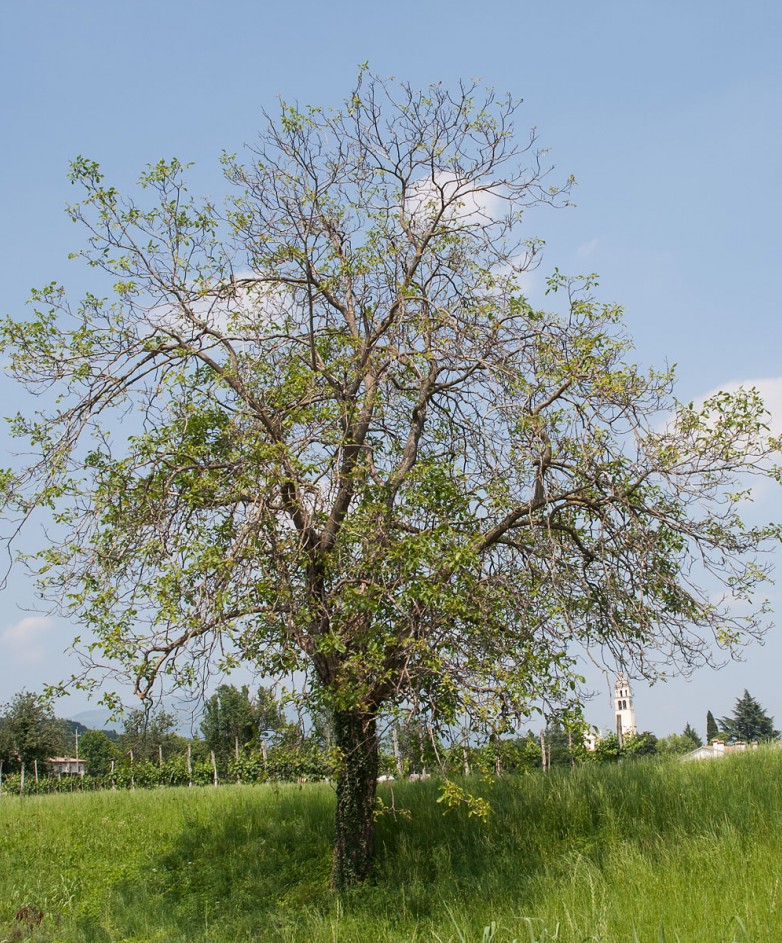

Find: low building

[682,739,758,762]
[47,757,86,778]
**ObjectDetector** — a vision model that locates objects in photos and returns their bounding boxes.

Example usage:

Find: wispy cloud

[1,616,56,666]
[576,238,599,259]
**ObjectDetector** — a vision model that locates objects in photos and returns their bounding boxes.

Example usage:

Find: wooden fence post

[392,727,404,778]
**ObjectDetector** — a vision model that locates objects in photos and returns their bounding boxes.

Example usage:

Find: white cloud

[1,616,57,666]
[701,377,782,437]
[404,171,507,229]
[576,238,599,259]
[683,376,782,509]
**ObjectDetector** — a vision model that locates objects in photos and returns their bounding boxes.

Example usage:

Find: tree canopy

[706,710,719,744]
[201,683,293,759]
[0,71,778,886]
[719,690,779,742]
[0,692,66,771]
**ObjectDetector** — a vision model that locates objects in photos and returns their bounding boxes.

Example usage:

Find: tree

[254,686,293,742]
[0,692,66,772]
[79,728,115,776]
[706,710,719,744]
[201,684,258,760]
[622,731,658,758]
[119,707,181,762]
[719,690,779,742]
[657,724,702,756]
[201,683,290,761]
[541,722,574,768]
[682,722,702,748]
[0,71,778,887]
[591,733,624,763]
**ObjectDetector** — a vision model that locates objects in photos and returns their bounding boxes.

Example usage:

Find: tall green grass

[0,750,780,942]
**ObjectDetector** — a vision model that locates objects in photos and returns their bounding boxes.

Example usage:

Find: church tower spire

[614,673,637,745]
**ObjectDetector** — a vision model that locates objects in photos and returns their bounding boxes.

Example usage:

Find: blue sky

[1,1,780,737]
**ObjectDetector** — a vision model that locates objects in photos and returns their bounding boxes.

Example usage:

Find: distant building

[682,739,758,762]
[582,673,639,752]
[614,673,637,745]
[47,757,86,778]
[583,730,599,752]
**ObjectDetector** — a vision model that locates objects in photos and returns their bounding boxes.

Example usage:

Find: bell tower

[614,673,637,745]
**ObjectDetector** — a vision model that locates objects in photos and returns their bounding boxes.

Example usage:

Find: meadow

[1,749,780,943]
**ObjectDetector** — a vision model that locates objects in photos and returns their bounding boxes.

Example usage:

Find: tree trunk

[331,709,379,890]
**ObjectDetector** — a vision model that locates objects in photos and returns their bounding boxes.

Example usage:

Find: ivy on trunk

[331,710,379,890]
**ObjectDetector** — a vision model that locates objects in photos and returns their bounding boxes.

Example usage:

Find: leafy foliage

[0,70,779,884]
[0,692,66,771]
[657,724,703,756]
[77,728,114,776]
[118,707,184,763]
[719,690,780,742]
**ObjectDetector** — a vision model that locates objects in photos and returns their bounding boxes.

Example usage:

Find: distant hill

[69,708,123,732]
[56,716,120,745]
[58,718,90,736]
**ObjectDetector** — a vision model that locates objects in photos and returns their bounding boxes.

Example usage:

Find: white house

[47,756,86,778]
[681,739,758,762]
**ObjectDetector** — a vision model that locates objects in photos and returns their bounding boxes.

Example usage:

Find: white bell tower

[614,673,637,745]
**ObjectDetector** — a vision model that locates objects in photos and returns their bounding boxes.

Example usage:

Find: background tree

[201,684,259,761]
[254,686,296,743]
[0,72,778,887]
[541,722,574,768]
[54,717,89,756]
[682,722,702,748]
[201,683,292,762]
[657,724,702,756]
[719,690,779,742]
[394,716,440,776]
[622,731,658,758]
[119,708,182,763]
[706,710,719,744]
[0,692,66,772]
[591,733,624,763]
[78,728,115,776]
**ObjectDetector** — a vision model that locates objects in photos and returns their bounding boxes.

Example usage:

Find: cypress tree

[706,710,719,743]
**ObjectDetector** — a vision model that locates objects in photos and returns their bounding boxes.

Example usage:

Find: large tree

[719,690,779,742]
[201,683,291,761]
[0,692,66,772]
[119,707,180,763]
[0,72,778,886]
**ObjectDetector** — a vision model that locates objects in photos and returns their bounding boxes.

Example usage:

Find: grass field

[1,750,781,942]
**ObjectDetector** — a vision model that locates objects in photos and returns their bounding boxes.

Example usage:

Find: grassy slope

[1,750,780,942]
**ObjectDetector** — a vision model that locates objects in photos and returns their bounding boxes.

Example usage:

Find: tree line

[2,684,774,795]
